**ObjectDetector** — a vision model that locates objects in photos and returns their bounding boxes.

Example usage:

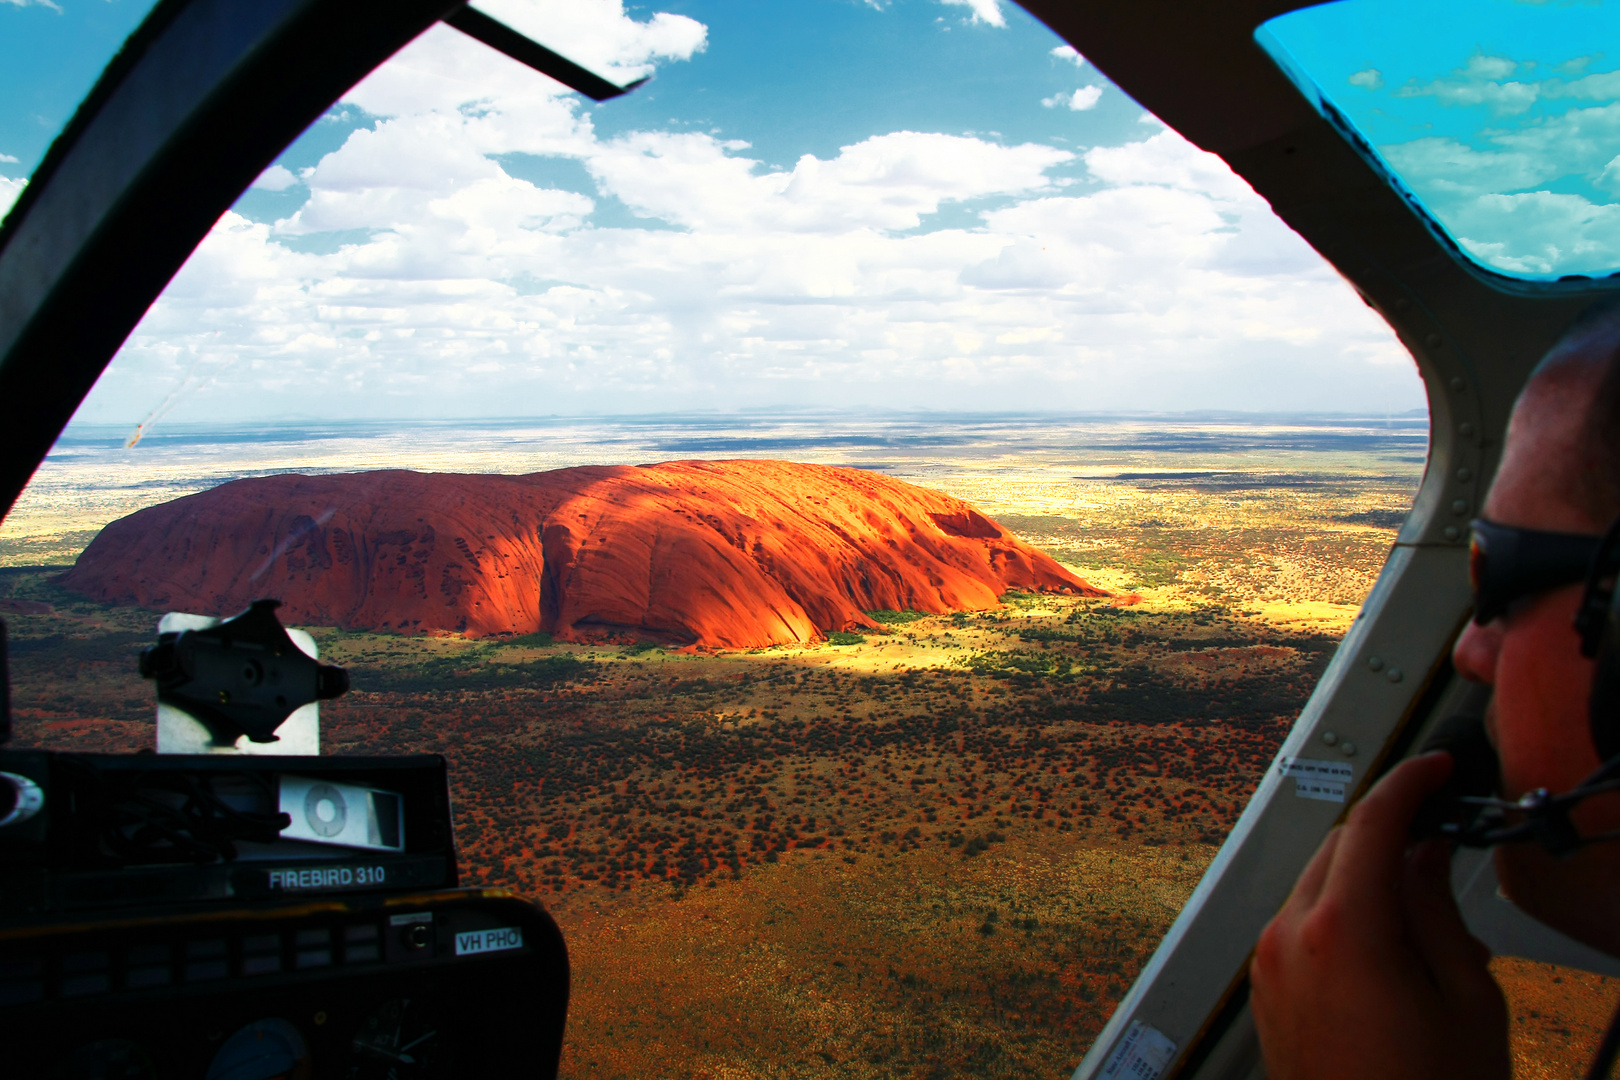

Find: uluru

[62,459,1107,649]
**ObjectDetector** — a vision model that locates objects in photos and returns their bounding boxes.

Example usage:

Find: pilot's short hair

[1532,298,1620,521]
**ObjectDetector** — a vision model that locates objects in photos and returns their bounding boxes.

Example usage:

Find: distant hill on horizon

[51,409,1433,451]
[62,459,1104,649]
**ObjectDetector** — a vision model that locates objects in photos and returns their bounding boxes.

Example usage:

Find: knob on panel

[0,771,43,828]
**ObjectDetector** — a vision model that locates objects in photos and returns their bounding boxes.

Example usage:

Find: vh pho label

[455,926,523,956]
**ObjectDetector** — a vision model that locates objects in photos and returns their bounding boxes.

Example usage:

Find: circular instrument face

[347,998,447,1080]
[0,771,45,828]
[303,783,348,838]
[204,1018,311,1080]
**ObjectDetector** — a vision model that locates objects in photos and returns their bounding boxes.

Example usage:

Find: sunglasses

[1469,518,1606,627]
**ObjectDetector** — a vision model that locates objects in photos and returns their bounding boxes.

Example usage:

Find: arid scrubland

[0,568,1310,1077]
[2,429,1608,1078]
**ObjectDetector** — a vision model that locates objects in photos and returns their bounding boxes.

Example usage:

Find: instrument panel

[3,890,569,1078]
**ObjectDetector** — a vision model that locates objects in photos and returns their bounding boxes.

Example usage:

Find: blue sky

[1264,0,1620,278]
[231,0,1151,237]
[1,0,1420,427]
[0,0,159,177]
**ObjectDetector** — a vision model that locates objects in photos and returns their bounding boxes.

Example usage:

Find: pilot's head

[1453,299,1620,953]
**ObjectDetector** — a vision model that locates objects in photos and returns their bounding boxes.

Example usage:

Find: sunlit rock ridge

[64,460,1105,648]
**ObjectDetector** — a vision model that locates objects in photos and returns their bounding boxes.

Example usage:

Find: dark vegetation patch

[1109,471,1378,491]
[351,650,597,695]
[866,610,930,625]
[0,568,1332,1077]
[0,570,1320,891]
[1333,508,1409,529]
[507,630,556,647]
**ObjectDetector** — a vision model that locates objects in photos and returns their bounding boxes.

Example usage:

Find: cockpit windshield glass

[0,0,163,217]
[1260,0,1620,280]
[0,0,1454,1074]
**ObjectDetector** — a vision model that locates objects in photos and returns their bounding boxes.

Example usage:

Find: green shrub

[507,630,554,647]
[865,609,929,625]
[826,631,866,646]
[954,649,1070,679]
[354,649,591,694]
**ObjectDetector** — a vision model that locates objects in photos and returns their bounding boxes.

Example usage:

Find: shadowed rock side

[63,460,1107,648]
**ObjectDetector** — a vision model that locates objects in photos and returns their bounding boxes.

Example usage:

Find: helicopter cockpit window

[2,0,1432,1075]
[1260,0,1620,281]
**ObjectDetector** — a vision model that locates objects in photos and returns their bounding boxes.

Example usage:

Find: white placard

[455,927,524,956]
[1098,1020,1178,1080]
[1279,757,1354,782]
[1294,778,1347,803]
[153,613,322,755]
[279,776,405,852]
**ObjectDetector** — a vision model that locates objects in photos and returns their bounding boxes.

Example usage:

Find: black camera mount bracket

[138,600,349,747]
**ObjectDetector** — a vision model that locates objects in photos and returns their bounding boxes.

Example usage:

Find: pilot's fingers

[1319,753,1453,931]
[1401,838,1500,1008]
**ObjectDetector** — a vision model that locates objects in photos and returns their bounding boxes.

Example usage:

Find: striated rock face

[63,460,1106,648]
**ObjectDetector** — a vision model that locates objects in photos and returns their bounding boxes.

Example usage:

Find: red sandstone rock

[63,460,1108,648]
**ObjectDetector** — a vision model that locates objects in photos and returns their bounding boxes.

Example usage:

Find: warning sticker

[1279,757,1354,783]
[1098,1020,1178,1080]
[454,926,524,957]
[1294,778,1347,803]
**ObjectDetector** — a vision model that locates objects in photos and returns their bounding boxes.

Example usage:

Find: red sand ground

[63,459,1104,647]
[1492,957,1620,1078]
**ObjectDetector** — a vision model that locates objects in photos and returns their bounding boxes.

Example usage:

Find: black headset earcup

[1589,583,1620,762]
[1410,714,1501,841]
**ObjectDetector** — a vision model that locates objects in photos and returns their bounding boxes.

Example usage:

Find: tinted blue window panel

[0,0,164,220]
[1260,0,1620,280]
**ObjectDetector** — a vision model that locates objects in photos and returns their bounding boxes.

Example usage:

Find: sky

[0,0,1426,427]
[1264,0,1620,279]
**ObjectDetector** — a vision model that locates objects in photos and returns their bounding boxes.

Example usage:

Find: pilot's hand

[1250,752,1509,1080]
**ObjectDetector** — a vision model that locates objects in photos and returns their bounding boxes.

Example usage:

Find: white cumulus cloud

[1374,79,1620,275]
[588,130,1070,233]
[83,4,1417,422]
[1043,86,1102,111]
[468,0,706,84]
[1452,190,1620,276]
[940,0,1004,27]
[252,164,299,191]
[1396,53,1549,116]
[0,175,25,220]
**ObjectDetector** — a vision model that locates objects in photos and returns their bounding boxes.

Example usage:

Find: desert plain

[0,412,1609,1078]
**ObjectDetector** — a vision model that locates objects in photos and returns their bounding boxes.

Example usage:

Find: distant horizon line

[62,407,1432,432]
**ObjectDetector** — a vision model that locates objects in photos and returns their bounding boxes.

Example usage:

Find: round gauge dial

[204,1019,310,1080]
[347,998,447,1080]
